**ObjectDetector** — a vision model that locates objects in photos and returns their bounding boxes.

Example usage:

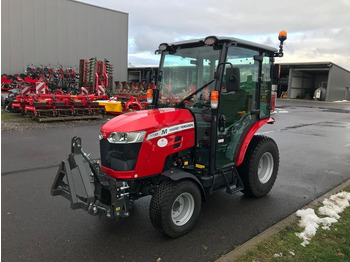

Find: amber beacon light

[278,30,287,42]
[275,30,287,57]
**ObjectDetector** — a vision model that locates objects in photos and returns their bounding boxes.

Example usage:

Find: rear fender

[161,168,206,202]
[235,118,274,166]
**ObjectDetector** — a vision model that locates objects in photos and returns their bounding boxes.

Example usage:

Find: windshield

[158,45,221,107]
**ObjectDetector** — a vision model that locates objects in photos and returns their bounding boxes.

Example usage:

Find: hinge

[254,55,263,62]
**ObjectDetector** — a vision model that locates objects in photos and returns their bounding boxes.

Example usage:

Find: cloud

[132,29,181,53]
[79,0,350,69]
[281,28,350,67]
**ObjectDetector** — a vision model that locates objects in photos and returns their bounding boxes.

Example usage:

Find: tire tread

[149,180,201,238]
[238,135,279,197]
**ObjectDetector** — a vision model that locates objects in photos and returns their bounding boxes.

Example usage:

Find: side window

[224,47,260,112]
[260,55,272,118]
[221,47,259,127]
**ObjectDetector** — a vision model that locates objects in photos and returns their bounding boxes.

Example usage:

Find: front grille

[100,139,142,171]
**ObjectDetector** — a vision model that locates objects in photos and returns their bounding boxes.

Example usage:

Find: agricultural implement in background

[3,58,156,121]
[10,86,108,122]
[2,59,115,121]
[23,94,107,122]
[96,93,147,114]
[79,58,113,97]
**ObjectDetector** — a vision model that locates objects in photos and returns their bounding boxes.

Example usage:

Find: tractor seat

[219,88,248,125]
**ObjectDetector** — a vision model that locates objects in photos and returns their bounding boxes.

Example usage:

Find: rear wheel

[238,135,279,197]
[149,180,201,238]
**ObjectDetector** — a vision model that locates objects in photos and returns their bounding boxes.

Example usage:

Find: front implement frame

[51,136,131,218]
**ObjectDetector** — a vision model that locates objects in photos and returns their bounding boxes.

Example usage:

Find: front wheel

[149,180,201,238]
[237,135,279,197]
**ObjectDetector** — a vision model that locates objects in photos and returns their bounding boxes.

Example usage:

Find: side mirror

[225,67,240,92]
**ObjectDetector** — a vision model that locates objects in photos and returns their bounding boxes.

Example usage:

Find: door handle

[219,114,226,132]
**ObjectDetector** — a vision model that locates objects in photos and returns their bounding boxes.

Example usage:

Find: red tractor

[52,31,287,238]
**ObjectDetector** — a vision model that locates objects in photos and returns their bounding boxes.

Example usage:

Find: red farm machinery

[2,59,115,121]
[2,57,150,120]
[51,31,287,237]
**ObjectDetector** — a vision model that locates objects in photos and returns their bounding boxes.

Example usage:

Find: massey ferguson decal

[146,122,194,140]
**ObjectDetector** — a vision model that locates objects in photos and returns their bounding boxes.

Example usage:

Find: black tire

[149,180,201,238]
[237,135,279,197]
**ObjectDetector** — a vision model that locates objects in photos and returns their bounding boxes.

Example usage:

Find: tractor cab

[151,35,283,174]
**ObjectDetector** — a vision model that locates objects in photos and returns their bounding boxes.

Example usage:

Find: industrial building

[128,67,158,83]
[277,62,350,101]
[1,0,128,81]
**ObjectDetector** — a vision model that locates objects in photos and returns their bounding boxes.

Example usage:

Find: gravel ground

[1,109,111,132]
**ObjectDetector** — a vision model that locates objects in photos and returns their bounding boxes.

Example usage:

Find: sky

[79,0,350,70]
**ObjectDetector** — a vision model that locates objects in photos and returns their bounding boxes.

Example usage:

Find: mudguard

[161,168,207,201]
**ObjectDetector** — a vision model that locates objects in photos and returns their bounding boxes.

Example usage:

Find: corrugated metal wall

[327,65,350,101]
[1,0,128,81]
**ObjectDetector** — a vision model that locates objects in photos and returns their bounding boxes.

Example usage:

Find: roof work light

[204,36,218,45]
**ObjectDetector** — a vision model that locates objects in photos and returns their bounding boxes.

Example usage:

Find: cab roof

[164,36,278,53]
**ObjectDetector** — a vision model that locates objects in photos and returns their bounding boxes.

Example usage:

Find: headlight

[107,131,146,144]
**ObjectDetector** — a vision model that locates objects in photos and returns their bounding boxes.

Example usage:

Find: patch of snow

[289,250,295,256]
[295,191,350,246]
[295,208,337,247]
[273,253,283,257]
[318,192,350,219]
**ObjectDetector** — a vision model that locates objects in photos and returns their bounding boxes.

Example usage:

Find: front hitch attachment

[51,136,131,218]
[51,136,96,210]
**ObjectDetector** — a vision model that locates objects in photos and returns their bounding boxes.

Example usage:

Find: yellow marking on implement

[195,164,205,169]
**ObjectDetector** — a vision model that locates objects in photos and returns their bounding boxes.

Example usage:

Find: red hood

[101,108,194,137]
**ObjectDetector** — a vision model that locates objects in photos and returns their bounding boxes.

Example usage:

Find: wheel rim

[171,192,195,226]
[258,152,274,184]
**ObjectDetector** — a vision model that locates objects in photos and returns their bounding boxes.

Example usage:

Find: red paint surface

[235,118,273,166]
[101,108,195,179]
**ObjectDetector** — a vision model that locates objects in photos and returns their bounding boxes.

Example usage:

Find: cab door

[190,58,217,168]
[216,46,260,168]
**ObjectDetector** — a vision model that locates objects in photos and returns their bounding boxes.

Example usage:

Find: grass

[1,109,24,121]
[235,187,350,262]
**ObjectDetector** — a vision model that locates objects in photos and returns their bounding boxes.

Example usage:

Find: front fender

[235,118,275,166]
[161,168,206,202]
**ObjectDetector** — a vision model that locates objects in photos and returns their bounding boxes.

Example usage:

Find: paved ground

[2,100,350,262]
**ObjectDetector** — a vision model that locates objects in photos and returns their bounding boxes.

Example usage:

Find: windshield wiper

[176,79,215,108]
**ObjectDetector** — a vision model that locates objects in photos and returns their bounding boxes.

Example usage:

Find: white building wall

[1,0,128,81]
